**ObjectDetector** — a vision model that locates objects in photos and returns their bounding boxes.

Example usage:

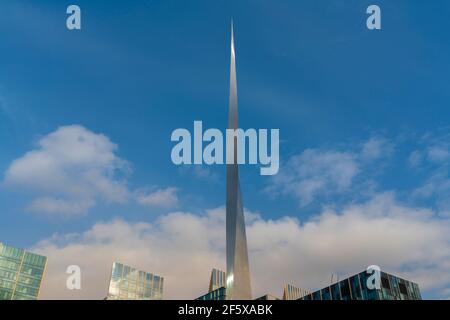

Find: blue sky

[1,0,450,299]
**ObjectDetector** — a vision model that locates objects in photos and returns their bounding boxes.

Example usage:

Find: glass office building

[0,242,47,300]
[106,262,164,300]
[300,270,422,300]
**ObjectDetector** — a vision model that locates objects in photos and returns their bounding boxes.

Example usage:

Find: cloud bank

[3,125,178,215]
[267,137,393,206]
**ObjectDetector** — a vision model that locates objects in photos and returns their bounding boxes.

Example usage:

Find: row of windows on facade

[107,262,164,300]
[196,269,422,301]
[196,287,227,301]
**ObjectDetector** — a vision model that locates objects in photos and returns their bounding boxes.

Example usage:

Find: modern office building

[226,21,252,300]
[299,270,422,300]
[196,287,227,301]
[196,268,227,300]
[283,284,310,300]
[209,268,226,292]
[0,242,47,300]
[106,262,163,300]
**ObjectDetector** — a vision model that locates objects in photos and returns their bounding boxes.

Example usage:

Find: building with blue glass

[300,269,421,300]
[196,268,227,300]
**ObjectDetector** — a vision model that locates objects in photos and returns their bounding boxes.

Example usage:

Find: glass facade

[197,269,228,300]
[209,269,226,292]
[196,287,227,300]
[106,262,163,300]
[299,270,422,300]
[0,242,47,300]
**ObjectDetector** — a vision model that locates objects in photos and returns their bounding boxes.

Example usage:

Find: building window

[321,287,331,300]
[381,276,390,290]
[399,282,408,295]
[340,280,351,300]
[331,283,341,300]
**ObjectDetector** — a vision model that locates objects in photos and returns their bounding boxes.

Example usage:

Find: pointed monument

[225,21,252,300]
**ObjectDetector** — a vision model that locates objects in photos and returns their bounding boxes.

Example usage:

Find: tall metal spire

[226,20,252,300]
[228,20,238,130]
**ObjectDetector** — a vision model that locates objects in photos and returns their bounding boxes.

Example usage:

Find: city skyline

[1,0,450,300]
[0,241,423,300]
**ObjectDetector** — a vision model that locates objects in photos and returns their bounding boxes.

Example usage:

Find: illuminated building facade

[106,262,163,300]
[0,242,47,300]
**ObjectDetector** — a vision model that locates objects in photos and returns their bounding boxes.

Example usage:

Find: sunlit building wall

[106,262,163,300]
[283,284,310,300]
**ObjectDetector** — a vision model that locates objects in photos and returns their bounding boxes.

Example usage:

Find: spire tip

[231,19,234,37]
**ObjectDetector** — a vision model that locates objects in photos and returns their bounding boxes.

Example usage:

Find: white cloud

[413,170,450,213]
[410,134,450,212]
[33,194,450,299]
[0,93,17,124]
[3,125,177,215]
[267,137,393,206]
[3,125,129,215]
[27,197,95,216]
[269,149,359,205]
[177,165,221,184]
[34,209,225,300]
[427,145,450,163]
[136,187,179,208]
[361,137,394,161]
[408,150,423,167]
[412,132,450,166]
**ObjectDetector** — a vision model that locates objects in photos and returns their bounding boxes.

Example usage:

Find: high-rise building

[209,268,226,292]
[106,262,163,300]
[226,21,252,301]
[283,284,310,300]
[0,242,47,300]
[299,270,422,300]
